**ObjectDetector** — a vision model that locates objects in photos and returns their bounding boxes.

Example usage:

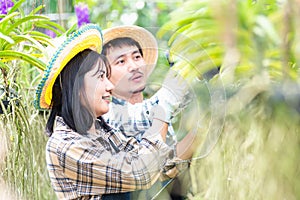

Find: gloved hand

[154,69,192,122]
[164,166,179,179]
[149,104,169,124]
[160,157,188,180]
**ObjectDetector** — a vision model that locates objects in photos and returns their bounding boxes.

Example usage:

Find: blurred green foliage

[158,0,299,82]
[73,0,183,28]
[156,0,300,199]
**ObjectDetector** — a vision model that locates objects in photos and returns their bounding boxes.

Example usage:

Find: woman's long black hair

[45,49,112,136]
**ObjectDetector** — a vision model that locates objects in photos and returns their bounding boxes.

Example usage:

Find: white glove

[149,104,169,123]
[154,69,192,122]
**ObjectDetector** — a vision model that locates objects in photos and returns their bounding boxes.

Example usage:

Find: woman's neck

[88,123,97,135]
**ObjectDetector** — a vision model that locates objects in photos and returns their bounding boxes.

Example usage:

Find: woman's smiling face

[83,59,114,117]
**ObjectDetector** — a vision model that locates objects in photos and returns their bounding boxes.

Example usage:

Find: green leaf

[255,15,281,45]
[7,0,26,14]
[0,12,19,28]
[3,35,45,52]
[34,23,62,36]
[6,15,50,34]
[65,23,78,36]
[0,50,46,70]
[166,24,192,46]
[27,30,51,38]
[0,61,9,70]
[158,16,199,38]
[30,35,54,47]
[35,20,66,33]
[29,5,45,15]
[0,32,14,45]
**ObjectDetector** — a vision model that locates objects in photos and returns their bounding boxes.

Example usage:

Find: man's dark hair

[102,37,143,57]
[46,49,111,136]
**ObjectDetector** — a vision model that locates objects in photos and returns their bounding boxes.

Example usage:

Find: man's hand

[155,69,192,122]
[148,104,169,141]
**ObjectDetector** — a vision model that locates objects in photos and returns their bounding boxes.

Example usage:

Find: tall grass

[0,2,64,198]
[0,117,17,199]
[0,63,55,199]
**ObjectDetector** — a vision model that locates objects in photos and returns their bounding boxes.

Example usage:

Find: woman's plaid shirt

[46,117,174,199]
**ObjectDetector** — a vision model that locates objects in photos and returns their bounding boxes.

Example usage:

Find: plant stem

[1,67,9,100]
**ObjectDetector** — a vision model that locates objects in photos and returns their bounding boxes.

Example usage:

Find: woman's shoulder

[47,116,83,146]
[46,126,93,160]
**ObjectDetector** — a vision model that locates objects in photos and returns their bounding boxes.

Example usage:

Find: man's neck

[113,92,143,104]
[128,92,143,104]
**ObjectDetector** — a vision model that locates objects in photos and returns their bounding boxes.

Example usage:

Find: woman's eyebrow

[92,66,106,76]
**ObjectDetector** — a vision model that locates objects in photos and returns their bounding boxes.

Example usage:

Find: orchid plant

[0,0,65,111]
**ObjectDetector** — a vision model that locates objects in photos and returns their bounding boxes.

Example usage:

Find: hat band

[43,34,101,107]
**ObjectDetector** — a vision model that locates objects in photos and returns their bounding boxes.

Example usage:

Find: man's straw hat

[103,25,158,76]
[35,23,103,110]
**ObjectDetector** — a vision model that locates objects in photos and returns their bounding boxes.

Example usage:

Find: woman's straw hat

[35,23,103,110]
[103,25,158,76]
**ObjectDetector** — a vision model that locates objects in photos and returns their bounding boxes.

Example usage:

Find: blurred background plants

[0,0,299,199]
[157,0,300,199]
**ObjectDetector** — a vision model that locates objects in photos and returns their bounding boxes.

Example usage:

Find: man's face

[105,45,147,99]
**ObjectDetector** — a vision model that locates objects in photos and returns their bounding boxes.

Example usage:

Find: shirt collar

[112,96,127,106]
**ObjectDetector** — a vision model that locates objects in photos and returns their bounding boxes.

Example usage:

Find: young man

[102,25,196,199]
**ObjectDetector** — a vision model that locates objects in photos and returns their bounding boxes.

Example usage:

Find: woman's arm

[46,129,174,195]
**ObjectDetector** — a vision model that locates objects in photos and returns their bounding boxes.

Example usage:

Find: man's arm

[103,69,191,136]
[176,130,200,160]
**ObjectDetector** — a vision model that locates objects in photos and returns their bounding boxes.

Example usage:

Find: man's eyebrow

[113,54,125,62]
[132,50,140,54]
[112,50,141,62]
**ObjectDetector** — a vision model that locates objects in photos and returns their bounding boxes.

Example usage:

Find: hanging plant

[0,0,65,113]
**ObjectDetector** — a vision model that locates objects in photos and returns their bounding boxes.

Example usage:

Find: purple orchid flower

[45,29,56,38]
[75,3,90,28]
[0,0,14,15]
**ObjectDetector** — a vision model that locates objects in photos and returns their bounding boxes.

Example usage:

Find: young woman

[35,24,178,199]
